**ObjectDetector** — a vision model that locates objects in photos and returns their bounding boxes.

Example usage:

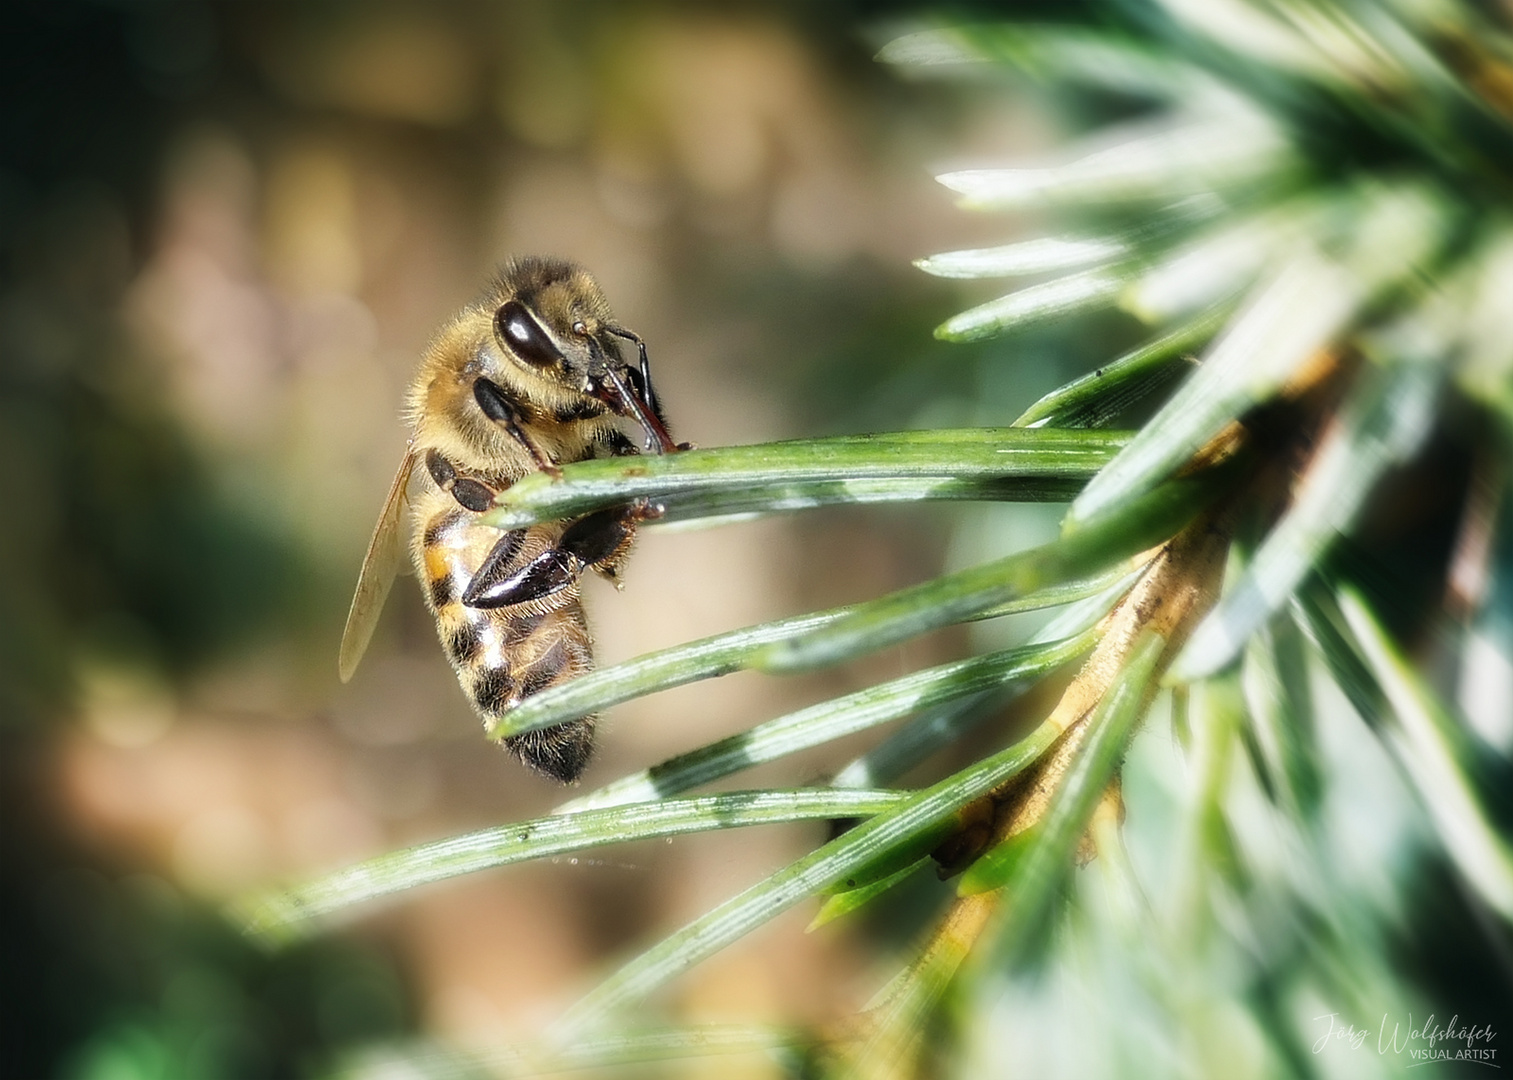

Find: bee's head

[489,257,675,453]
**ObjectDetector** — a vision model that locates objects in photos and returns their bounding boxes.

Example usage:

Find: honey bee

[338,257,681,782]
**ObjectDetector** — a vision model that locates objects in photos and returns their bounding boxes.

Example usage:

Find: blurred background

[0,1,1090,1075]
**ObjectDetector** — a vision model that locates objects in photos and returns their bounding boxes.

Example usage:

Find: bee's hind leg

[461,501,662,608]
[461,530,573,609]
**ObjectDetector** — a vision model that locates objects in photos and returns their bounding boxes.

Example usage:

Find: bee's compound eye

[495,300,563,368]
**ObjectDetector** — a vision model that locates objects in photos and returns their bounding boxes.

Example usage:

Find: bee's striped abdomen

[413,490,598,782]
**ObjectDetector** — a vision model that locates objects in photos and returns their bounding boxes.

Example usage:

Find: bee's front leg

[473,377,562,478]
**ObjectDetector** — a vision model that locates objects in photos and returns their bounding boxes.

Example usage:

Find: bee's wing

[338,447,417,682]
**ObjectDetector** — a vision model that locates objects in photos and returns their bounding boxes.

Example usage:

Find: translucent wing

[338,447,417,682]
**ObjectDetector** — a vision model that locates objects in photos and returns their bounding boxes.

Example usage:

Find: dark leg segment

[459,529,549,609]
[463,546,577,609]
[426,448,499,513]
[425,448,457,488]
[474,377,559,475]
[462,503,659,610]
[560,506,638,567]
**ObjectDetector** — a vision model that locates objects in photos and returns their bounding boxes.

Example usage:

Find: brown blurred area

[0,1,1062,1072]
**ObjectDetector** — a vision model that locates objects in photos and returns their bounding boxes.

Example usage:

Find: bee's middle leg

[426,449,502,513]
